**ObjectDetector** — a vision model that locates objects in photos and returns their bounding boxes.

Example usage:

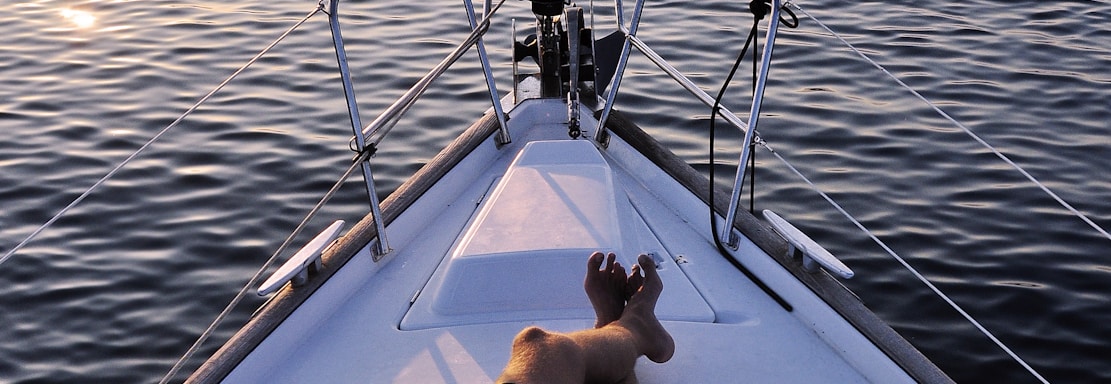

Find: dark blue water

[1,1,1107,383]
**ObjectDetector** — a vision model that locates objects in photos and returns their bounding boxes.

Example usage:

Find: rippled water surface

[1,1,1108,383]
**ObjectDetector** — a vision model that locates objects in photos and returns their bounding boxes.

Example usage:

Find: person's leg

[498,326,585,384]
[570,254,674,382]
[567,325,640,384]
[497,254,674,384]
[498,253,630,384]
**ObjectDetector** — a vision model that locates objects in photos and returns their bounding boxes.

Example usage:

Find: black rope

[707,0,798,312]
[749,3,759,215]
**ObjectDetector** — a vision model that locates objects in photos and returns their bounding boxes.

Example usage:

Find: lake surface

[1,0,1108,382]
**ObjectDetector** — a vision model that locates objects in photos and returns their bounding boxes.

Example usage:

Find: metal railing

[723,0,782,247]
[626,34,753,145]
[329,0,509,259]
[357,0,508,149]
[595,0,646,144]
[465,0,511,145]
[599,0,781,247]
[327,0,390,258]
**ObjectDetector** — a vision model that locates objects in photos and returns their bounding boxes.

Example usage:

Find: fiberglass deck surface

[224,102,895,383]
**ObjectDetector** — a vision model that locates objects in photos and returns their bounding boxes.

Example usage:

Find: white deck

[223,100,913,383]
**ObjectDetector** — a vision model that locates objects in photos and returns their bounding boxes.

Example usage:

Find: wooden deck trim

[185,113,501,383]
[602,109,953,384]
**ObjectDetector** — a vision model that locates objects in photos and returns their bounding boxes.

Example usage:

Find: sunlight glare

[60,8,96,29]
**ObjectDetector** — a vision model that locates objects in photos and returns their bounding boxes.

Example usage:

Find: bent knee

[514,326,551,344]
[511,327,580,359]
[504,327,584,383]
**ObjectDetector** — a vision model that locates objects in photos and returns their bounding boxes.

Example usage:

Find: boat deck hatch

[400,140,714,330]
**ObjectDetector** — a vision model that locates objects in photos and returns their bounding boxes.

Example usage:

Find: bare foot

[626,262,644,301]
[585,252,627,328]
[619,254,675,363]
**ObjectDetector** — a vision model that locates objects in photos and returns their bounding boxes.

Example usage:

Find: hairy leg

[498,254,674,383]
[572,255,673,383]
[569,326,640,384]
[499,324,642,384]
[497,327,584,384]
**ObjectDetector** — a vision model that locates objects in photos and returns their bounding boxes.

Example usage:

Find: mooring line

[790,2,1108,243]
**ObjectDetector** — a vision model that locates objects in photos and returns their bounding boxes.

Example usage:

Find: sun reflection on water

[60,8,96,29]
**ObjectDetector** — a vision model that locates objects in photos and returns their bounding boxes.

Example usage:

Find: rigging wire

[790,2,1110,243]
[153,6,331,382]
[754,137,1050,384]
[765,3,1056,382]
[0,4,327,270]
[160,157,362,383]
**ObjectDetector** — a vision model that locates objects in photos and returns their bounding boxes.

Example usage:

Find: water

[1,1,1107,382]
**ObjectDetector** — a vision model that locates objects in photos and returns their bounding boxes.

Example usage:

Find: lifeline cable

[771,3,1054,382]
[0,4,327,269]
[153,6,332,382]
[791,2,1110,243]
[160,156,362,384]
[755,137,1050,384]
